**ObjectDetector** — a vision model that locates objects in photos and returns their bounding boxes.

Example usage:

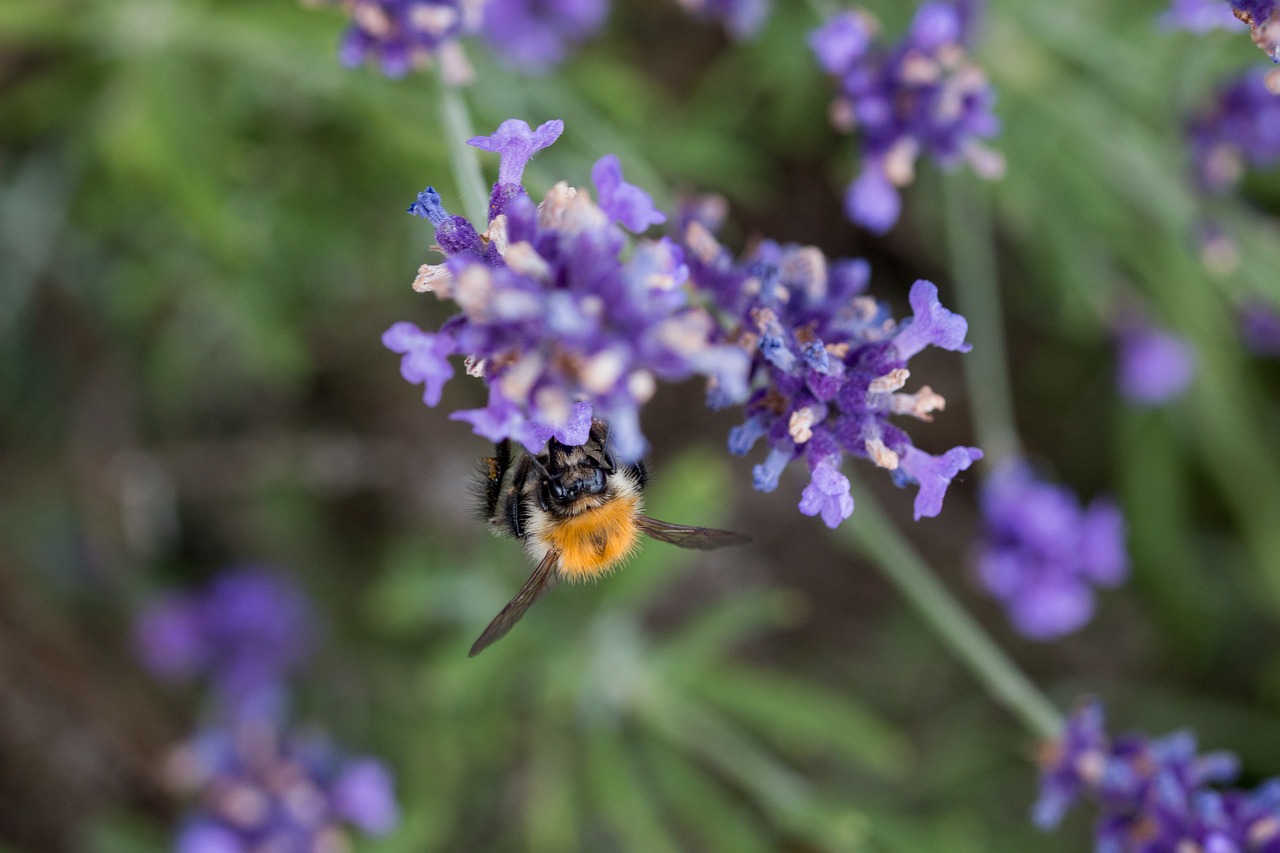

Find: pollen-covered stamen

[627,369,656,403]
[580,349,626,394]
[410,5,459,34]
[789,406,817,444]
[864,437,899,470]
[537,182,578,229]
[657,312,716,355]
[684,221,723,265]
[454,265,494,316]
[891,385,946,421]
[504,241,551,280]
[883,138,920,186]
[1250,816,1280,846]
[464,355,486,377]
[868,368,910,393]
[484,214,509,256]
[1073,750,1107,788]
[353,2,391,36]
[498,353,543,401]
[412,263,453,295]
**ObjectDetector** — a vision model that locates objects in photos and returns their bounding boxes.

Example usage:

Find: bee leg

[501,454,533,539]
[627,459,648,490]
[478,439,512,522]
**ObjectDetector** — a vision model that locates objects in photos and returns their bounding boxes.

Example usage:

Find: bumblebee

[468,418,750,656]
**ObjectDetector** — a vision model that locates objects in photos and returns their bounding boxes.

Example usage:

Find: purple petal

[382,323,456,407]
[176,821,244,853]
[1116,325,1197,406]
[332,759,400,836]
[591,155,667,232]
[752,447,793,492]
[468,119,565,187]
[910,2,962,51]
[1008,576,1095,640]
[845,165,902,235]
[809,12,873,74]
[133,594,206,682]
[451,395,531,445]
[798,459,855,528]
[899,445,982,520]
[892,280,972,360]
[1078,498,1129,586]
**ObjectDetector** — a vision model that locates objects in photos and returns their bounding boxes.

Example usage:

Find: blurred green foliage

[4,0,1280,850]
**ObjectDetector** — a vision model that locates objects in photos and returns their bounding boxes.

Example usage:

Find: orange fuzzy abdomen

[547,495,641,580]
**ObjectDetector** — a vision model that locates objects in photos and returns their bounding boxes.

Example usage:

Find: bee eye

[550,480,567,501]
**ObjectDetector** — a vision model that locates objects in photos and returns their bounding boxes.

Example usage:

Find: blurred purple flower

[1233,0,1280,60]
[389,118,750,460]
[1034,699,1280,852]
[133,567,316,719]
[1115,320,1197,406]
[1160,0,1247,31]
[1189,69,1280,195]
[1240,298,1280,355]
[338,0,477,81]
[675,0,770,39]
[480,0,609,70]
[169,721,399,852]
[682,215,981,526]
[977,462,1128,640]
[810,2,1002,234]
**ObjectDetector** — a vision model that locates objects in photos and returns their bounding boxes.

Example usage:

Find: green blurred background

[4,0,1280,850]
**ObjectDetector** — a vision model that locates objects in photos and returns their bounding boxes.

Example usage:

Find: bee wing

[468,549,560,657]
[637,516,751,551]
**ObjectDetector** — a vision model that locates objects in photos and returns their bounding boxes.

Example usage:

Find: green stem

[841,480,1063,739]
[437,75,489,225]
[942,172,1020,468]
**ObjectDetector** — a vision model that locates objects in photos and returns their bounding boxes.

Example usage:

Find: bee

[468,418,750,656]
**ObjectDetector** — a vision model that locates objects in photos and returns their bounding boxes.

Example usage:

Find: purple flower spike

[812,2,1002,233]
[899,445,982,520]
[683,214,980,526]
[1190,70,1280,196]
[169,722,400,851]
[133,567,316,721]
[1115,321,1196,407]
[592,155,667,232]
[799,459,855,528]
[978,461,1129,640]
[338,1,473,82]
[893,280,972,360]
[382,322,457,407]
[480,0,609,71]
[388,120,749,460]
[468,118,564,187]
[1034,699,1280,851]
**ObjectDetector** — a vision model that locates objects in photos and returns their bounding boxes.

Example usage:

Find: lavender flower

[810,3,1002,234]
[1115,319,1197,406]
[338,0,478,81]
[168,720,399,852]
[1233,0,1280,60]
[1190,69,1280,194]
[1240,299,1280,355]
[1034,700,1280,852]
[674,0,770,38]
[682,211,981,527]
[133,567,316,719]
[1160,0,1247,31]
[977,461,1127,639]
[388,119,750,461]
[480,0,609,71]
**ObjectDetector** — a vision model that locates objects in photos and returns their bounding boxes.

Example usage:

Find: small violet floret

[338,0,476,82]
[480,0,609,72]
[676,0,771,39]
[810,2,1003,234]
[1115,319,1197,407]
[1189,68,1280,195]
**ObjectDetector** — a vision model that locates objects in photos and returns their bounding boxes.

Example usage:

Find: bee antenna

[527,453,553,481]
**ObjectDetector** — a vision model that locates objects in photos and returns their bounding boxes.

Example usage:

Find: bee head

[536,437,616,512]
